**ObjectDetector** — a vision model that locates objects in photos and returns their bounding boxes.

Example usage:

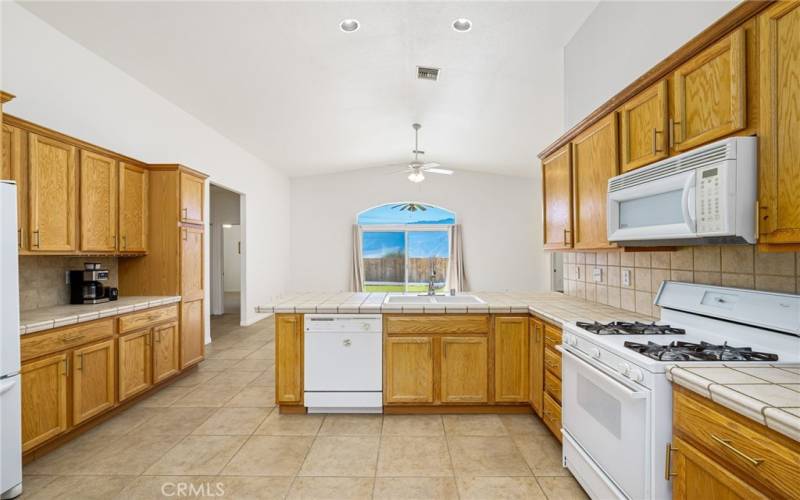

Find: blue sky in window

[363,231,449,258]
[357,203,455,225]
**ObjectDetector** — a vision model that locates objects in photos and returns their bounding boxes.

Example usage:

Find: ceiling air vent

[417,66,440,81]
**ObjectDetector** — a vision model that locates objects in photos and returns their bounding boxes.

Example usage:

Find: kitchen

[1,1,799,499]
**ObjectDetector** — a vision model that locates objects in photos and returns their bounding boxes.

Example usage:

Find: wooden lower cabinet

[439,336,488,403]
[118,329,152,402]
[21,353,68,452]
[180,299,204,369]
[529,317,545,417]
[153,321,180,383]
[384,336,434,404]
[276,314,303,405]
[494,317,529,402]
[542,392,562,443]
[71,339,115,425]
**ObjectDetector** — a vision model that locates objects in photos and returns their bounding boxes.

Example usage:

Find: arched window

[356,203,455,293]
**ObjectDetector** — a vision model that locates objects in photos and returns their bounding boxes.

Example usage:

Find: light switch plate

[622,269,631,287]
[593,267,602,282]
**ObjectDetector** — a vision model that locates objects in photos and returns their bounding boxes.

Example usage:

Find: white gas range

[559,281,800,500]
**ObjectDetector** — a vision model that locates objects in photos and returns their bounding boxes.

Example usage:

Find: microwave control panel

[697,167,723,233]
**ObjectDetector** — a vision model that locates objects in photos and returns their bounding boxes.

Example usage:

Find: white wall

[2,2,289,330]
[290,168,547,292]
[563,1,737,129]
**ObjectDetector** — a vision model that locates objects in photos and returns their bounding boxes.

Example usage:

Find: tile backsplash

[562,246,799,317]
[18,256,119,311]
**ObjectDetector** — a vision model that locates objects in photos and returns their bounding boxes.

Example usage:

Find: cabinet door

[440,336,488,403]
[180,226,204,301]
[28,133,77,252]
[153,321,180,383]
[180,299,204,369]
[80,151,117,252]
[384,336,434,404]
[620,80,668,172]
[180,171,204,224]
[494,317,529,402]
[542,146,573,249]
[119,162,148,253]
[276,314,303,404]
[572,113,618,250]
[72,339,115,425]
[673,28,746,152]
[118,329,152,401]
[758,2,800,245]
[21,352,68,452]
[1,124,27,249]
[529,318,544,417]
[671,436,767,500]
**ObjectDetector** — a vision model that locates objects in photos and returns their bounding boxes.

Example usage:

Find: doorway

[210,184,243,339]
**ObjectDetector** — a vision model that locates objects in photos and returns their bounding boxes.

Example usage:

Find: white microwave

[607,136,757,246]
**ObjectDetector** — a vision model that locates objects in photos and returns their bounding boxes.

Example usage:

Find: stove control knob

[589,347,601,359]
[618,362,631,376]
[628,368,644,382]
[361,323,371,331]
[568,335,578,347]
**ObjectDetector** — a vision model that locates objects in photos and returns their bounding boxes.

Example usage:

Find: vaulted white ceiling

[21,1,597,177]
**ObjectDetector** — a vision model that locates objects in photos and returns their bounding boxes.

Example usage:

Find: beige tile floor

[21,314,588,500]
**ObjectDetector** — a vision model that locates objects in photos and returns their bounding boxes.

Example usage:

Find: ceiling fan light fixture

[408,170,425,183]
[339,19,360,32]
[452,18,472,32]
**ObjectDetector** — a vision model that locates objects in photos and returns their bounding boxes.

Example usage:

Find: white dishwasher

[304,314,383,413]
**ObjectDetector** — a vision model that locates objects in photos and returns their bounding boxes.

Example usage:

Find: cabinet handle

[665,443,678,480]
[710,434,764,466]
[182,229,188,241]
[652,128,663,154]
[563,228,571,246]
[182,208,188,219]
[33,229,40,248]
[122,235,127,250]
[77,353,83,371]
[670,119,682,146]
[155,331,161,344]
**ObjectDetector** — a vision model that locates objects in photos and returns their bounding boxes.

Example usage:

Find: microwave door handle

[681,172,697,230]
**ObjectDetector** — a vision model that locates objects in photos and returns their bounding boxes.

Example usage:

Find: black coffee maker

[69,263,114,304]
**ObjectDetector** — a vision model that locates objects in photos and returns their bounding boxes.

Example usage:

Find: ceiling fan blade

[425,168,454,175]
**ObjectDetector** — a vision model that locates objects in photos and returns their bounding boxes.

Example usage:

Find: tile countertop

[667,364,800,442]
[19,296,182,335]
[255,291,654,327]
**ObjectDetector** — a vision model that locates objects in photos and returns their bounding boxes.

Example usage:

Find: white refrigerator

[0,181,22,499]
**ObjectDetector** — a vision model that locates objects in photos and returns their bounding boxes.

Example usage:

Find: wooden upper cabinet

[80,151,117,252]
[275,314,303,404]
[529,317,544,417]
[2,124,27,249]
[180,226,204,301]
[758,1,800,246]
[180,171,204,224]
[72,339,115,425]
[439,336,488,403]
[180,299,204,369]
[620,80,669,172]
[119,162,148,253]
[494,316,529,403]
[673,27,746,152]
[384,336,434,404]
[28,133,77,252]
[542,146,573,249]
[118,329,153,401]
[21,352,68,452]
[571,113,618,250]
[153,321,180,383]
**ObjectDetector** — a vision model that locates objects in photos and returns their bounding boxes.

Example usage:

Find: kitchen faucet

[427,269,437,296]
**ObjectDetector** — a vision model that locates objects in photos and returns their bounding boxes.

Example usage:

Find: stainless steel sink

[431,295,485,305]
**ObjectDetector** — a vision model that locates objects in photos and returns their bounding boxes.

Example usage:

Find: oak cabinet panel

[758,1,800,246]
[80,151,117,252]
[571,113,618,250]
[439,336,488,403]
[72,339,115,425]
[153,321,180,383]
[21,353,68,452]
[542,146,572,249]
[180,226,204,302]
[276,314,303,404]
[542,392,562,443]
[384,336,434,404]
[180,299,204,369]
[2,124,27,249]
[28,133,77,252]
[119,162,148,253]
[118,329,152,401]
[529,318,544,417]
[620,80,669,172]
[673,28,746,152]
[493,317,529,402]
[180,171,204,224]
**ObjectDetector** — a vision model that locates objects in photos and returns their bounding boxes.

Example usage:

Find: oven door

[562,348,650,500]
[607,169,696,242]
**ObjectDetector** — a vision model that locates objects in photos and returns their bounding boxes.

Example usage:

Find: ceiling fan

[388,123,454,183]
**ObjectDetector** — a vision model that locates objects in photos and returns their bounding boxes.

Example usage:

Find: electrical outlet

[593,267,602,282]
[622,269,632,287]
[65,271,71,285]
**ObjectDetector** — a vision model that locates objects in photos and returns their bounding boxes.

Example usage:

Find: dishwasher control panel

[304,314,382,333]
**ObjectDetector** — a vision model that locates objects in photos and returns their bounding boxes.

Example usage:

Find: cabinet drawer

[544,348,561,379]
[119,305,178,333]
[543,392,562,442]
[21,319,114,361]
[385,315,489,335]
[674,388,800,499]
[544,369,561,403]
[544,324,561,351]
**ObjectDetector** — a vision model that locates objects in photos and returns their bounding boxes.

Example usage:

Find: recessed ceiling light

[339,19,360,33]
[452,18,472,32]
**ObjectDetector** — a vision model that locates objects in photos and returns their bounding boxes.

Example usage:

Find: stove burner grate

[577,321,686,335]
[624,340,779,362]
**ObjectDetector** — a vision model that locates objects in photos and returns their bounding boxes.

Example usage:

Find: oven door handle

[563,348,649,400]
